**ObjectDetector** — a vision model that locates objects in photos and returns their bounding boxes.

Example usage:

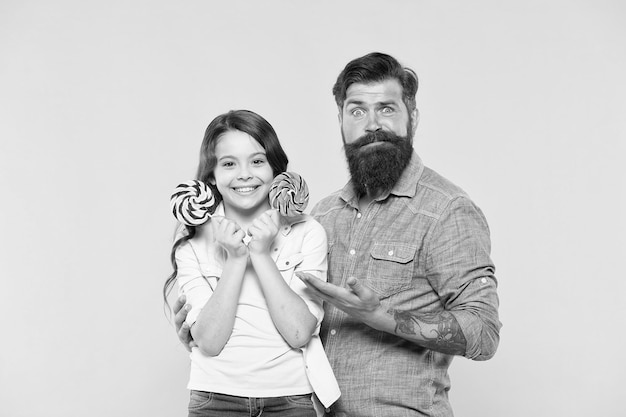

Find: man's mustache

[351,130,402,148]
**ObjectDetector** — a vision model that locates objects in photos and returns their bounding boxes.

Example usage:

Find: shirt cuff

[452,309,498,360]
[185,307,202,328]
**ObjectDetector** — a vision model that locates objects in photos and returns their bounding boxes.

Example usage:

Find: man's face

[339,79,418,197]
[339,79,417,145]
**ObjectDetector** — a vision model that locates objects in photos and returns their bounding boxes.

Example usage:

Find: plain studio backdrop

[1,1,624,416]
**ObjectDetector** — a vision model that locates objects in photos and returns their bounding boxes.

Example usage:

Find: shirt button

[330,329,337,335]
[481,278,487,284]
[349,249,356,255]
[388,250,394,256]
[356,213,362,219]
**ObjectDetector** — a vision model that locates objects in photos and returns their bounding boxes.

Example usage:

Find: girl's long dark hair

[163,110,289,311]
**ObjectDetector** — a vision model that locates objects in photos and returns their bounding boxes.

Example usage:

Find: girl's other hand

[247,209,280,255]
[211,216,248,259]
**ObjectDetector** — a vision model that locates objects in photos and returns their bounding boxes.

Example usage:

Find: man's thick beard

[344,130,413,197]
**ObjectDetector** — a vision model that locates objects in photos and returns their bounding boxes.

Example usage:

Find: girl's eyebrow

[217,151,266,161]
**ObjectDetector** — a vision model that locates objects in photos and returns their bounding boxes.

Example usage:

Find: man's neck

[358,188,382,211]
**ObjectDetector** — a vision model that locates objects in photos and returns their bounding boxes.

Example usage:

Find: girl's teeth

[235,187,255,193]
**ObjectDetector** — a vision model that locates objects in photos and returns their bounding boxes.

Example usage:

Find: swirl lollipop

[269,172,309,217]
[170,180,218,226]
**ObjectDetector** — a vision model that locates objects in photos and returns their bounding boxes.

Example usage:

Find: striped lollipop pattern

[170,180,218,226]
[269,172,309,217]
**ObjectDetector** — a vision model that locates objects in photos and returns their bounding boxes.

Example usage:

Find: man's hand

[173,295,196,352]
[296,273,384,327]
[297,273,470,355]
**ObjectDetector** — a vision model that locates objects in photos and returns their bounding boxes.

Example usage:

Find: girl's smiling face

[212,130,274,217]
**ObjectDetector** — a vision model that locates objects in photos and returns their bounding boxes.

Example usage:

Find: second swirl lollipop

[170,180,219,226]
[269,172,309,217]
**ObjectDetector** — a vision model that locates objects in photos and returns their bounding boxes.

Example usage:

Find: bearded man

[174,52,501,417]
[297,52,501,417]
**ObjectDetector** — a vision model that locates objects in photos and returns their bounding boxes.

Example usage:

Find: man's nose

[365,112,382,132]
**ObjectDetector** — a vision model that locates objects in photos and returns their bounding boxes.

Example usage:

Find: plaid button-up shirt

[312,152,501,417]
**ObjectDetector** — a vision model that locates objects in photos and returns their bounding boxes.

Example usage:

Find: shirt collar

[213,203,226,217]
[340,151,424,206]
[278,213,307,236]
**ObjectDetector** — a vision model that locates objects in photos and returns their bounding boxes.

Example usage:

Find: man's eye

[351,109,365,117]
[381,107,394,114]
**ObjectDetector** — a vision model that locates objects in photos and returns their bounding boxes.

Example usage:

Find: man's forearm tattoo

[389,309,467,355]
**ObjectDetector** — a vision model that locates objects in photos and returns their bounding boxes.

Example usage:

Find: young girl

[164,110,339,417]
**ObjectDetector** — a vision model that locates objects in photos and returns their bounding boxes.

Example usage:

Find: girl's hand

[247,209,280,255]
[211,216,248,259]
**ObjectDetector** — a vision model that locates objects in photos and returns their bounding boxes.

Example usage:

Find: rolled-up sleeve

[426,196,501,361]
[175,239,220,327]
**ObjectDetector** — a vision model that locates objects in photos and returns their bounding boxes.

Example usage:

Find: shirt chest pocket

[276,253,305,284]
[367,242,416,297]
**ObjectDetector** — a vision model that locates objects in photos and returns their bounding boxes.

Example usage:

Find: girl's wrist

[226,251,249,263]
[248,250,271,260]
[250,248,270,257]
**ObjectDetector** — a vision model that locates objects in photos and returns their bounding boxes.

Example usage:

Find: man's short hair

[332,52,419,113]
